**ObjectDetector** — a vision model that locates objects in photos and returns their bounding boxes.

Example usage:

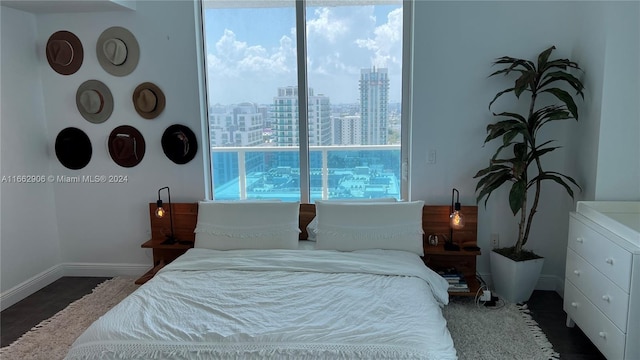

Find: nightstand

[134,239,193,284]
[135,202,198,285]
[423,243,481,297]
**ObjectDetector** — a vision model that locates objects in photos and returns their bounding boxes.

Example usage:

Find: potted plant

[474,45,584,303]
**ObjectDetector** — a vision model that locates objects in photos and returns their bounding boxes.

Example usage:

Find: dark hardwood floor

[1,277,606,359]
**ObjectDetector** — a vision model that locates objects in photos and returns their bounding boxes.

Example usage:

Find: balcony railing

[211,144,401,201]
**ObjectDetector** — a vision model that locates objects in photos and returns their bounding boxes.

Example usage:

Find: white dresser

[564,201,640,360]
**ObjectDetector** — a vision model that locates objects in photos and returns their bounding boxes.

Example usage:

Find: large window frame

[197,0,414,202]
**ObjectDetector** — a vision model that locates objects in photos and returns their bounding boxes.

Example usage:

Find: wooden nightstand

[421,205,481,297]
[135,202,198,285]
[135,239,193,284]
[423,243,481,297]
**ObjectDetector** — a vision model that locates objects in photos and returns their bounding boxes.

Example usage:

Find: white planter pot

[490,250,544,304]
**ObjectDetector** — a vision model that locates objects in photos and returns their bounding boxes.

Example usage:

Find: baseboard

[62,262,149,277]
[0,265,64,311]
[0,263,148,311]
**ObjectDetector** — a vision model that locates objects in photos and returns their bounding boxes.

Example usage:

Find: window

[201,0,411,202]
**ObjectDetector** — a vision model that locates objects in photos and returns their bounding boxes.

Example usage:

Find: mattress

[65,248,456,360]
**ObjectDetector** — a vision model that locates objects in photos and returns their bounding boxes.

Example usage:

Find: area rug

[1,277,559,360]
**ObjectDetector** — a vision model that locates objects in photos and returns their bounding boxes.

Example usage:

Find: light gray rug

[1,277,559,360]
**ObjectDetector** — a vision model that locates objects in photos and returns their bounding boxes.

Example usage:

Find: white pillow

[194,201,300,250]
[314,201,424,255]
[306,197,398,241]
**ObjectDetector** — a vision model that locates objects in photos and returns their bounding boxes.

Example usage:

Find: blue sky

[203,3,403,105]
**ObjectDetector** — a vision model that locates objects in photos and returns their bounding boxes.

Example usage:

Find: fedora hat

[96,26,139,77]
[161,124,198,165]
[46,30,83,75]
[76,80,113,124]
[55,127,92,170]
[108,125,145,168]
[133,82,165,119]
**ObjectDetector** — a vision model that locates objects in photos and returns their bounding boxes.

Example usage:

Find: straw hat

[46,30,83,75]
[108,125,146,168]
[55,127,92,170]
[132,82,165,119]
[76,80,113,124]
[96,26,139,76]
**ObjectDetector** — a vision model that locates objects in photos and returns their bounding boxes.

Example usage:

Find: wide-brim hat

[76,80,113,124]
[46,30,83,75]
[161,124,198,165]
[55,127,92,170]
[133,82,165,119]
[108,125,145,168]
[96,26,139,77]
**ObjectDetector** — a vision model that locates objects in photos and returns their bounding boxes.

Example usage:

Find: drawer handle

[605,258,614,265]
[573,270,581,276]
[576,237,584,243]
[571,302,579,308]
[598,331,607,339]
[602,295,611,302]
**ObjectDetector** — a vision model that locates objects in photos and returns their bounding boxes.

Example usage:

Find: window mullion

[296,0,310,203]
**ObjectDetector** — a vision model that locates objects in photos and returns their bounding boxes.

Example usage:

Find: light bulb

[450,210,465,229]
[155,206,165,218]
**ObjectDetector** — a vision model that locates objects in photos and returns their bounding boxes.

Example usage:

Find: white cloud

[206,5,403,104]
[307,7,349,43]
[355,8,403,68]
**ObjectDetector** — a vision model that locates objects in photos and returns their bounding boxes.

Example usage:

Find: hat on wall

[46,30,84,75]
[108,125,146,168]
[96,26,139,77]
[76,80,113,124]
[133,82,165,119]
[161,124,198,165]
[55,127,92,170]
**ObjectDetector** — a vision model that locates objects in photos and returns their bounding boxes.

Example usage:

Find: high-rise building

[272,86,331,146]
[359,67,389,145]
[209,103,264,147]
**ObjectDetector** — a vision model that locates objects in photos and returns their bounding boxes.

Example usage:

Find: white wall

[410,1,640,291]
[1,1,206,303]
[1,6,62,296]
[37,2,206,266]
[594,2,640,200]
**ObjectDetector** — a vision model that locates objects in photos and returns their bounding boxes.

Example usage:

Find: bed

[65,201,458,360]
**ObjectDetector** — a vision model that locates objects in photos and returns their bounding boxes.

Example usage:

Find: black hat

[108,125,146,168]
[161,124,197,164]
[55,127,92,170]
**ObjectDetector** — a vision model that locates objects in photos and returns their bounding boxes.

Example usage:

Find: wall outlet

[491,233,499,248]
[427,149,436,164]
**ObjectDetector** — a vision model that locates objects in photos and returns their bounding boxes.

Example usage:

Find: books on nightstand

[437,268,469,292]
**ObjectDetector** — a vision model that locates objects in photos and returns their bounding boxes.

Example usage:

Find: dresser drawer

[564,281,626,360]
[568,217,632,290]
[565,249,630,330]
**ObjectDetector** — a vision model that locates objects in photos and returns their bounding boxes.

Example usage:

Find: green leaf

[514,72,535,98]
[492,112,527,123]
[542,59,581,73]
[541,88,579,120]
[540,71,584,98]
[509,180,527,215]
[476,172,513,206]
[489,87,515,110]
[473,163,510,179]
[537,46,556,70]
[529,172,581,197]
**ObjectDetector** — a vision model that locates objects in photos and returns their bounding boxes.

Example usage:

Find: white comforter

[66,248,456,360]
